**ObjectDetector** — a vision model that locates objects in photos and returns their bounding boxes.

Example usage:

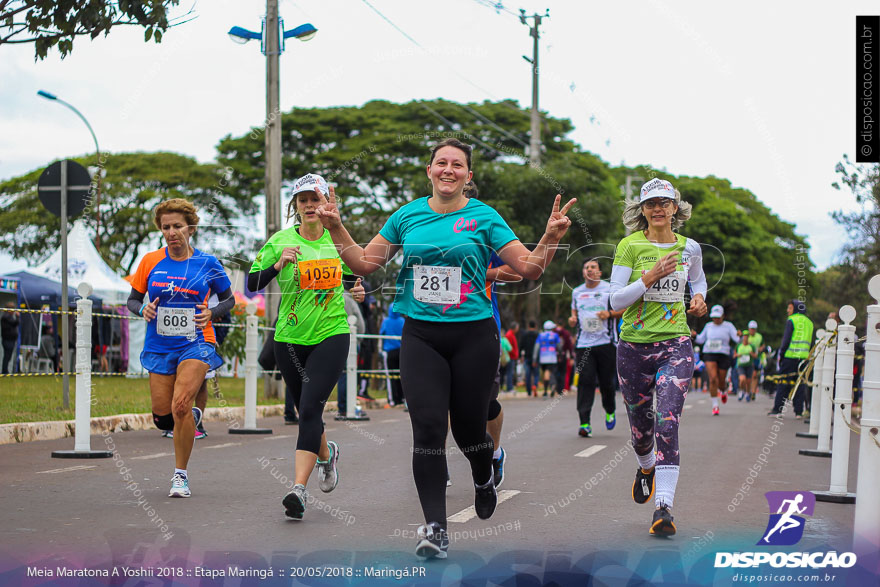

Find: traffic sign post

[37,159,91,410]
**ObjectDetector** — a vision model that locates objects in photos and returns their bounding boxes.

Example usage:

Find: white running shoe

[169,472,191,498]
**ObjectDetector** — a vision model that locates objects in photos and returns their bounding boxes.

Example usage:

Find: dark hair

[528,320,537,328]
[429,138,472,170]
[463,180,478,199]
[789,299,806,313]
[583,258,601,268]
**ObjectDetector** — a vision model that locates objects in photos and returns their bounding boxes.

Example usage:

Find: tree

[813,156,880,326]
[0,152,258,274]
[0,0,190,60]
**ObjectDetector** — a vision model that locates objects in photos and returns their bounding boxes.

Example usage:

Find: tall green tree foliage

[0,152,257,274]
[813,157,880,326]
[0,0,188,60]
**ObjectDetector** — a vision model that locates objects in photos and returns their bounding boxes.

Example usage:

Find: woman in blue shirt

[316,138,575,559]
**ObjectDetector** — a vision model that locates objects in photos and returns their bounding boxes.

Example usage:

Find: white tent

[30,222,131,304]
[23,222,146,375]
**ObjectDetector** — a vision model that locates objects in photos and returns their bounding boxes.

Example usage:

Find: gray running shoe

[282,484,308,519]
[415,522,448,559]
[316,441,340,493]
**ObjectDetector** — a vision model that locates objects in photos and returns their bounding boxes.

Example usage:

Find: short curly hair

[153,198,200,231]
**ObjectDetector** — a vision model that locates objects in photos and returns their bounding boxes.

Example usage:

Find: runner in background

[569,258,624,437]
[692,346,706,392]
[746,320,765,401]
[519,321,540,396]
[534,321,562,397]
[693,305,739,415]
[610,178,707,536]
[734,334,757,402]
[554,321,575,394]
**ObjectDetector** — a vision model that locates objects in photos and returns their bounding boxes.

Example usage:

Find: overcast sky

[1,0,874,274]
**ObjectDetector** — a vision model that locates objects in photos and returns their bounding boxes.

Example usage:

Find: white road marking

[37,465,97,474]
[574,445,607,458]
[204,442,242,450]
[448,490,521,523]
[261,435,294,440]
[697,399,707,405]
[131,452,171,460]
[383,418,402,423]
[684,405,693,410]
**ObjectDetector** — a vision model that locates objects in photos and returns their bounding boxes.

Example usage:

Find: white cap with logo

[291,173,329,197]
[748,320,758,329]
[639,178,676,203]
[709,304,724,318]
[543,320,556,330]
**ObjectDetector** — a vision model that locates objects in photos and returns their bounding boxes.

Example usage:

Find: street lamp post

[37,90,104,409]
[37,90,104,247]
[229,2,317,399]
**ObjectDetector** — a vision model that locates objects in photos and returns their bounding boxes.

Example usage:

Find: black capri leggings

[274,334,349,454]
[401,317,500,528]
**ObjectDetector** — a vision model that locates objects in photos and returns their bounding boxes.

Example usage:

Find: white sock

[174,468,187,478]
[655,465,679,508]
[712,397,719,408]
[493,448,502,460]
[636,451,656,471]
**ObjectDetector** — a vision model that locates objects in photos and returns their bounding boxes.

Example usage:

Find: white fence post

[854,276,880,552]
[815,306,857,503]
[801,327,834,458]
[229,303,271,435]
[797,330,824,439]
[51,282,111,458]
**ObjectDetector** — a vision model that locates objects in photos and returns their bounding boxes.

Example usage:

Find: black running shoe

[415,522,448,559]
[632,467,655,504]
[649,505,676,536]
[474,474,497,519]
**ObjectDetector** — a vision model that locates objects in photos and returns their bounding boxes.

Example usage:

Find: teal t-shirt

[379,196,518,322]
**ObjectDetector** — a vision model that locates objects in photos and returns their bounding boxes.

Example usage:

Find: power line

[358,0,424,48]
[356,0,528,155]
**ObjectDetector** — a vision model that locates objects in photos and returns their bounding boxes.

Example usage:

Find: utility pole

[520,9,549,325]
[521,9,549,167]
[264,0,282,399]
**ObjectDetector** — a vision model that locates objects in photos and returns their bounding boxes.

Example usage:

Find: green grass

[0,376,325,424]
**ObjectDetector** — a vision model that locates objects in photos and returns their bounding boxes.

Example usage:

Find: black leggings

[274,334,349,454]
[401,317,500,528]
[575,344,618,425]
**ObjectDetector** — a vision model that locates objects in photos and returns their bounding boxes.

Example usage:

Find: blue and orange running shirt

[131,248,231,352]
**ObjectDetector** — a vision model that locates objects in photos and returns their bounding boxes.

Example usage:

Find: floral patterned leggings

[616,336,694,465]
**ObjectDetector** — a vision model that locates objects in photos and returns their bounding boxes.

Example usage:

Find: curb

[1,403,307,445]
[0,390,539,445]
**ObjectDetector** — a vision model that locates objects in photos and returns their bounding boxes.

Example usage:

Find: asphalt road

[0,388,872,586]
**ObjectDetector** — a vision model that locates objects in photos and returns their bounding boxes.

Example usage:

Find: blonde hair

[622,189,692,232]
[153,198,200,231]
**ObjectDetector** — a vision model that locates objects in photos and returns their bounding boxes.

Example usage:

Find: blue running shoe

[492,447,506,488]
[606,413,616,430]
